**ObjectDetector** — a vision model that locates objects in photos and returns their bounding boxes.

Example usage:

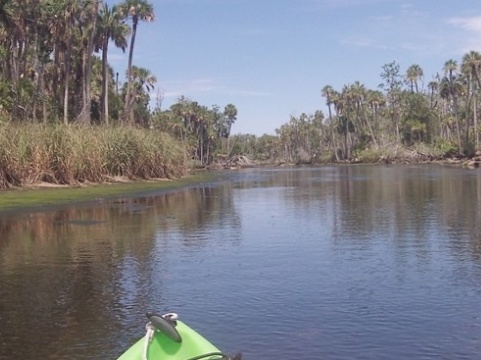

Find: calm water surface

[1,165,481,359]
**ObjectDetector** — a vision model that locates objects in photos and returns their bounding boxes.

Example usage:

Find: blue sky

[108,0,481,136]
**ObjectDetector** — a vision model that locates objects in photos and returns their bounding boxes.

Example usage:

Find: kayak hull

[117,320,222,360]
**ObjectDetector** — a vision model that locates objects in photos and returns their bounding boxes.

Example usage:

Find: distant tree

[461,51,481,148]
[321,85,335,121]
[441,59,463,154]
[128,65,156,127]
[406,64,423,93]
[379,61,403,141]
[223,104,238,137]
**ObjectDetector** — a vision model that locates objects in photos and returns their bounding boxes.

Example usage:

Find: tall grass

[0,123,187,189]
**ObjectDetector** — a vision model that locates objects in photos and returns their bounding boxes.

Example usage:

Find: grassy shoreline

[0,172,219,213]
[0,123,188,189]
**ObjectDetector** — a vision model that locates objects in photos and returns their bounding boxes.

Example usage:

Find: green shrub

[353,147,387,163]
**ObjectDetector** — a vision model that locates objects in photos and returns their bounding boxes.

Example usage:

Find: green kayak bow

[117,313,241,360]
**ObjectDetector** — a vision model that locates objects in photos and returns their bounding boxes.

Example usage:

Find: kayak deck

[117,318,225,360]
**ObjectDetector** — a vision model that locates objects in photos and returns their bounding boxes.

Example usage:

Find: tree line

[155,57,481,165]
[226,55,481,164]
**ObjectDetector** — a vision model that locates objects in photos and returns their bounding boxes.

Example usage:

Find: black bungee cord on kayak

[185,351,243,360]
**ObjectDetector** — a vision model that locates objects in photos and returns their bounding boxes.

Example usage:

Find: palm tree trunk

[39,65,47,123]
[453,97,463,155]
[63,30,73,125]
[101,39,110,125]
[52,41,60,108]
[474,95,478,149]
[79,2,98,124]
[124,17,138,124]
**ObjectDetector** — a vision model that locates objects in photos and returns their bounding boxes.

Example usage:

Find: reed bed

[0,123,187,189]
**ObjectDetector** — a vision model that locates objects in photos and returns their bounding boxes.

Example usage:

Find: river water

[1,165,481,359]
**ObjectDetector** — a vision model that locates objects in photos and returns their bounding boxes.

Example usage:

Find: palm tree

[78,0,99,124]
[366,90,384,117]
[61,0,79,124]
[128,65,156,126]
[349,81,378,146]
[223,104,237,136]
[406,64,423,93]
[443,60,458,82]
[120,0,154,124]
[0,0,20,119]
[427,80,439,108]
[0,0,16,79]
[97,3,129,125]
[349,81,365,115]
[131,65,156,92]
[223,103,237,153]
[461,51,481,148]
[462,50,481,89]
[442,60,463,154]
[321,85,335,121]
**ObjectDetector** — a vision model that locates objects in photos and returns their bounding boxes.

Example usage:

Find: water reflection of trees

[212,166,481,265]
[265,165,481,263]
[0,185,241,359]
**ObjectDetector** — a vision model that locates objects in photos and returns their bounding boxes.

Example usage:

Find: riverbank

[2,123,479,213]
[0,172,219,213]
[2,155,478,214]
[208,143,481,170]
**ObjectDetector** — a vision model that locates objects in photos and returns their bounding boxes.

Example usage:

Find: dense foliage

[0,0,238,184]
[256,58,481,164]
[205,57,481,164]
[0,0,167,125]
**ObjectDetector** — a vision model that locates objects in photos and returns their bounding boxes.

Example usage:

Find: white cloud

[341,38,392,50]
[448,16,481,53]
[368,15,392,21]
[227,90,271,97]
[161,78,224,96]
[449,16,481,32]
[339,4,481,60]
[306,0,393,8]
[158,78,270,100]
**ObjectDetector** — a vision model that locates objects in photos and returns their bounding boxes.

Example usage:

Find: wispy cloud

[306,0,392,8]
[227,89,271,97]
[449,16,481,32]
[341,38,393,50]
[447,16,481,53]
[161,78,224,97]
[159,78,270,99]
[339,2,456,59]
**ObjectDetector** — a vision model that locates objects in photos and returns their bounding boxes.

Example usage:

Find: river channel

[1,165,481,359]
